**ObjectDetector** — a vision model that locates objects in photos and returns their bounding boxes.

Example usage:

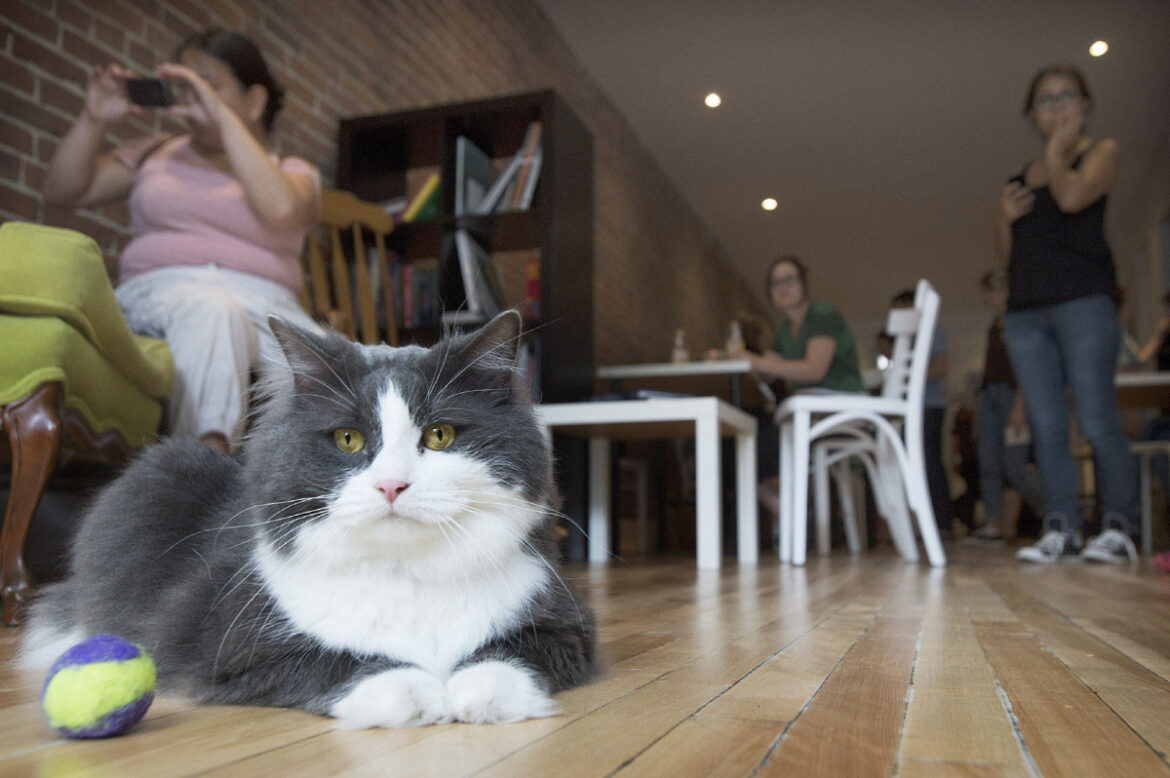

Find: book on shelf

[523,254,541,318]
[385,253,440,330]
[508,121,542,211]
[403,172,440,222]
[516,337,540,402]
[516,148,541,210]
[378,196,409,223]
[474,152,521,215]
[469,121,543,216]
[454,136,498,216]
[453,229,505,320]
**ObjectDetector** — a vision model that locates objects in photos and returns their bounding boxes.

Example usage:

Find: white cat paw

[446,660,559,724]
[330,667,450,729]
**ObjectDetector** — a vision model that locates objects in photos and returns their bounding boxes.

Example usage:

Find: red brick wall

[0,0,766,365]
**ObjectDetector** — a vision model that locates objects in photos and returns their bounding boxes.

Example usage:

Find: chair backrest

[879,278,940,408]
[301,189,399,346]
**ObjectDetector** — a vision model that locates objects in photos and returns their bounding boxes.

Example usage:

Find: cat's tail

[15,582,86,670]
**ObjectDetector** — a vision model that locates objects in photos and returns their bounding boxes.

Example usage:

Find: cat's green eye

[333,428,365,453]
[422,424,456,451]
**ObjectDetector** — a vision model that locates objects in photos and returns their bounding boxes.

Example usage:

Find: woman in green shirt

[732,255,863,392]
[729,254,864,544]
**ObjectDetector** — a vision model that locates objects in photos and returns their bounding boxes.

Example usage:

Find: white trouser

[116,265,321,445]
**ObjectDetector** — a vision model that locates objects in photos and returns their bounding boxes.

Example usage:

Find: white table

[1116,371,1170,410]
[597,360,775,408]
[536,397,758,570]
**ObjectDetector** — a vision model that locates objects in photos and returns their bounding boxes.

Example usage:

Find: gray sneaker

[1016,530,1079,563]
[1081,529,1138,564]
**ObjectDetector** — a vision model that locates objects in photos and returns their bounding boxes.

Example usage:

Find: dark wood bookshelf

[336,90,594,405]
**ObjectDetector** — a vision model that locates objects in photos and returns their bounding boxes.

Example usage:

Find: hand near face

[999,181,1034,224]
[1047,110,1085,159]
[83,63,142,124]
[154,62,229,130]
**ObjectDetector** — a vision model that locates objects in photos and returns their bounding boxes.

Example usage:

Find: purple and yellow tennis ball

[41,634,156,738]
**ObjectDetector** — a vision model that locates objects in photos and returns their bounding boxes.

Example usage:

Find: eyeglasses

[770,274,801,287]
[1033,89,1083,111]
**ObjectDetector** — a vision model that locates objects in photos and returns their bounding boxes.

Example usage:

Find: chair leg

[814,446,830,556]
[833,460,860,554]
[902,442,944,567]
[876,444,918,562]
[779,421,793,563]
[792,411,811,566]
[2,383,63,625]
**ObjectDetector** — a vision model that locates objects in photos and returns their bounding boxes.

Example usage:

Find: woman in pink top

[44,29,321,454]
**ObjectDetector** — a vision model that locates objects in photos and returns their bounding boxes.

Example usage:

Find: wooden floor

[3,546,1170,777]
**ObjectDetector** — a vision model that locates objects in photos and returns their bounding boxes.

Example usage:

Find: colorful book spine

[403,173,440,222]
[524,254,541,318]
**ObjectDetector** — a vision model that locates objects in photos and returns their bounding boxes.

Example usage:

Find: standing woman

[729,255,864,534]
[996,64,1138,563]
[43,29,321,454]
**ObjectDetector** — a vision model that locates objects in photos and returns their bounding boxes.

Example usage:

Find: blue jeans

[1004,295,1138,534]
[977,382,1044,521]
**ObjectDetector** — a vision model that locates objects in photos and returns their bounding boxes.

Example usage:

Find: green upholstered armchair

[0,222,173,625]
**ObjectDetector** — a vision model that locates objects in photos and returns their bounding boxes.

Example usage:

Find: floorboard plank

[898,575,1027,770]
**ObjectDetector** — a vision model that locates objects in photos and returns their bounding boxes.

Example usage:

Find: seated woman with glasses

[726,254,864,544]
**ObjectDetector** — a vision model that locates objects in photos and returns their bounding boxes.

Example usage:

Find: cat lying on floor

[21,311,597,728]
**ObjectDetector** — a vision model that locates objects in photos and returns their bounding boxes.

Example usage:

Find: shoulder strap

[132,133,178,170]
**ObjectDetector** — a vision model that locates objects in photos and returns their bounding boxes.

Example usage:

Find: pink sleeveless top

[114,135,320,293]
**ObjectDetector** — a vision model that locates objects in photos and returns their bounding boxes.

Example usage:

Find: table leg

[736,431,758,564]
[695,410,721,570]
[588,437,610,564]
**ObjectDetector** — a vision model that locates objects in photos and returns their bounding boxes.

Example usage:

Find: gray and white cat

[20,311,597,727]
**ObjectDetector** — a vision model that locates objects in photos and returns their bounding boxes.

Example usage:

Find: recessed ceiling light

[762,198,778,211]
[1090,40,1109,57]
[705,92,721,108]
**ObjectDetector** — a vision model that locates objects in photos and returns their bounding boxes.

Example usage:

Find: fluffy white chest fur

[256,510,549,678]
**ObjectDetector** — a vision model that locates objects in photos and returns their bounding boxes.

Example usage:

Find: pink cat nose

[375,479,410,504]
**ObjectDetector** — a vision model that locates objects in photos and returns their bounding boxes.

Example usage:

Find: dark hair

[1023,64,1092,115]
[176,29,284,133]
[766,254,808,290]
[890,288,915,308]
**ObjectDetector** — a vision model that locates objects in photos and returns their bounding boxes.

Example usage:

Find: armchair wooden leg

[2,383,63,625]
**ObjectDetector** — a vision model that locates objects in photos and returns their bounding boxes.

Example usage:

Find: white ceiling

[536,0,1170,322]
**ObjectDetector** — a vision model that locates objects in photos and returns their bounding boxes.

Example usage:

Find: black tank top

[1006,148,1115,311]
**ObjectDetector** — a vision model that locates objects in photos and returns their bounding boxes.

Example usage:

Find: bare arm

[734,335,837,385]
[157,62,318,230]
[1045,124,1119,213]
[1138,316,1170,365]
[43,64,139,207]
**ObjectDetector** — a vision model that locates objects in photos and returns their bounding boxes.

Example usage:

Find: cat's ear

[267,316,343,392]
[467,310,522,365]
[457,310,523,389]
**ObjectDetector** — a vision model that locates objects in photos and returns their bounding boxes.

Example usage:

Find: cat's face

[244,313,552,571]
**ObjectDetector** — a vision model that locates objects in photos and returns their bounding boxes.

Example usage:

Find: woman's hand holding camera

[83,63,142,125]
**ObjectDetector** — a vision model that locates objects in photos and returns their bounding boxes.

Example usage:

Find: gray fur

[23,312,596,715]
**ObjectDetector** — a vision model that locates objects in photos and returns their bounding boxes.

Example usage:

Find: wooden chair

[301,189,399,346]
[0,223,173,624]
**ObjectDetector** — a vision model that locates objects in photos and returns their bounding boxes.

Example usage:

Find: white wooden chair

[776,278,945,566]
